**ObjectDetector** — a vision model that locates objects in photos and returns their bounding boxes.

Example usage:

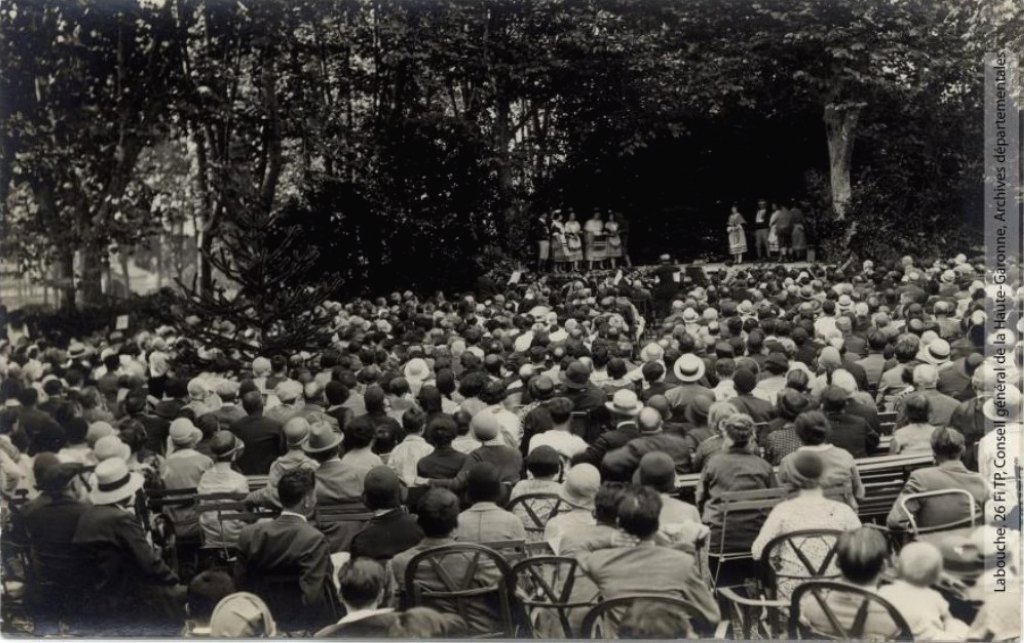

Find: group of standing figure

[538,209,629,272]
[727,199,809,264]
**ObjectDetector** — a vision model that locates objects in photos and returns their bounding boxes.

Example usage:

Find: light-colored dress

[727,212,747,255]
[564,220,583,261]
[551,220,571,263]
[751,492,862,601]
[605,220,623,258]
[583,217,605,261]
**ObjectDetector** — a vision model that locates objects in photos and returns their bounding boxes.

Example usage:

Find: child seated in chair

[878,542,969,641]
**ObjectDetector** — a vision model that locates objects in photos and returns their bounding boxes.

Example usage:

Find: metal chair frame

[898,488,980,538]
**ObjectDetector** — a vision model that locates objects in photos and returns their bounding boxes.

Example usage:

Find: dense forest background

[1,0,1020,311]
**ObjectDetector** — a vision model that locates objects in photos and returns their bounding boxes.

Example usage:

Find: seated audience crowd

[0,251,1020,639]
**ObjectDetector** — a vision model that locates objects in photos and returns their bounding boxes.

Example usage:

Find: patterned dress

[750,492,862,601]
[727,212,748,255]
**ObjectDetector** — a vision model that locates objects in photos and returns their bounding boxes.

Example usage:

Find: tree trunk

[80,242,105,306]
[824,103,860,221]
[57,247,76,314]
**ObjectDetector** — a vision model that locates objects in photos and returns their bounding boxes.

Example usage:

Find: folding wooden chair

[404,543,517,638]
[718,529,843,639]
[482,539,528,566]
[788,580,913,641]
[579,594,716,639]
[511,556,593,638]
[707,487,787,587]
[506,493,572,542]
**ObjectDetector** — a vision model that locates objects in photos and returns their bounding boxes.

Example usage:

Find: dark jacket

[126,411,169,457]
[74,507,180,597]
[230,414,285,475]
[824,411,879,459]
[574,421,640,467]
[430,444,523,498]
[602,431,697,480]
[236,514,336,631]
[886,460,989,531]
[728,394,776,424]
[349,509,424,561]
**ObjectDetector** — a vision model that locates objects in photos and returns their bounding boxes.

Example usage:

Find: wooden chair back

[788,580,913,641]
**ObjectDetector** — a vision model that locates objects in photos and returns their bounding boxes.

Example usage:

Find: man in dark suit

[230,391,285,475]
[578,486,719,629]
[349,467,424,561]
[727,369,775,423]
[123,394,170,457]
[153,377,188,422]
[886,427,988,531]
[574,389,642,466]
[236,468,336,632]
[821,386,879,458]
[18,457,90,631]
[73,459,184,635]
[563,360,609,420]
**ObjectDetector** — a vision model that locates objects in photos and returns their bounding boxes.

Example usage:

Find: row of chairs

[404,536,921,639]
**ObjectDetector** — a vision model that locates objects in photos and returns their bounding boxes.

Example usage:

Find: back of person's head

[896,541,944,587]
[526,445,561,479]
[453,409,472,435]
[416,488,460,538]
[895,334,920,362]
[547,396,573,424]
[402,405,427,435]
[362,466,403,510]
[836,526,889,585]
[912,363,938,389]
[277,468,315,510]
[387,607,466,639]
[344,416,376,450]
[642,361,665,383]
[616,485,662,540]
[903,392,931,424]
[594,481,627,526]
[241,390,264,415]
[707,401,738,434]
[722,414,755,447]
[338,557,387,611]
[466,462,503,504]
[637,406,662,433]
[821,385,849,413]
[17,386,39,407]
[364,385,387,413]
[791,450,825,489]
[794,410,830,445]
[638,452,675,493]
[426,415,457,448]
[325,381,349,406]
[607,358,628,379]
[188,571,236,625]
[64,417,89,445]
[618,599,693,639]
[785,368,810,393]
[715,357,735,378]
[931,426,966,460]
[389,376,411,397]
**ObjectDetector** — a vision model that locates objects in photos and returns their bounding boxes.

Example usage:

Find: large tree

[1,0,178,310]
